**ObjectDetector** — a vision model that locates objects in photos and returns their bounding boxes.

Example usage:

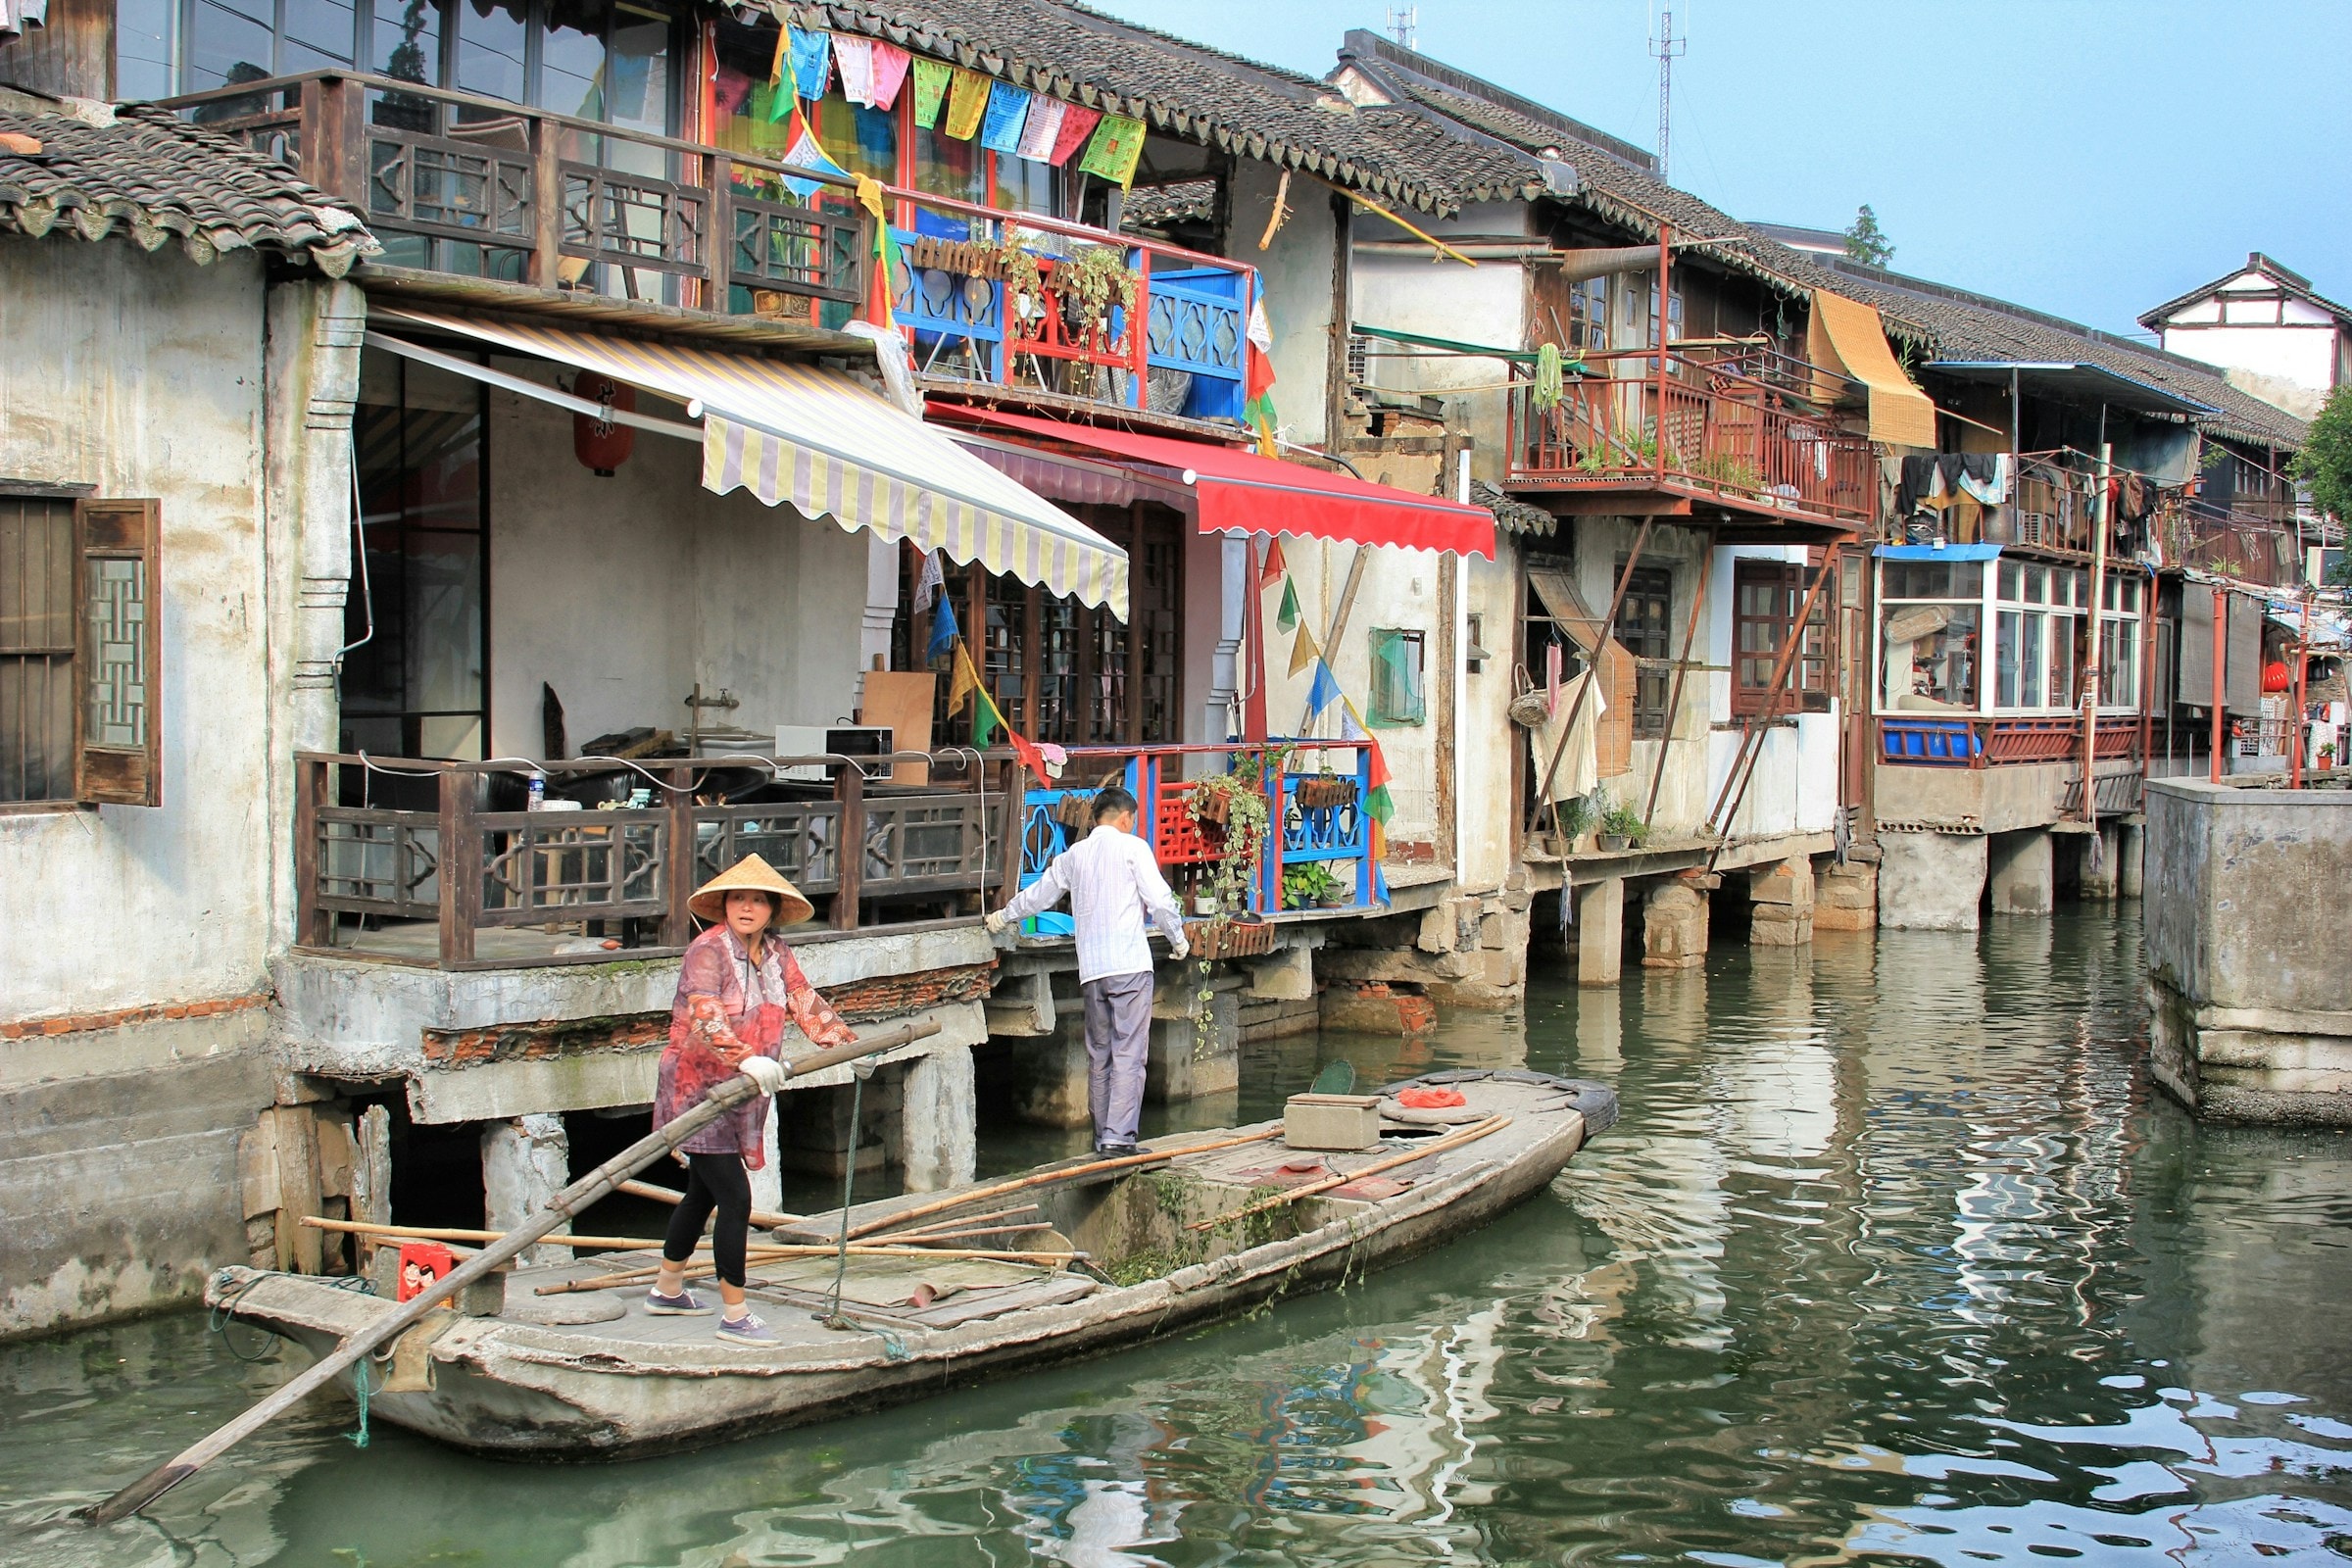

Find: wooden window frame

[1731,558,1831,718]
[1612,560,1674,739]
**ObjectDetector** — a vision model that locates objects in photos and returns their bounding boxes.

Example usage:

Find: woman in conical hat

[647,854,855,1345]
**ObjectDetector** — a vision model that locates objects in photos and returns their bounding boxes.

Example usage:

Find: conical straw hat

[688,853,815,928]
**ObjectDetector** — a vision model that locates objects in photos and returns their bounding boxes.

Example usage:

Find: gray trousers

[1079,970,1155,1147]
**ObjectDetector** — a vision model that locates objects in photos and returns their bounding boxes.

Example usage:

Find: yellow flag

[945,69,991,140]
[949,643,982,715]
[1288,623,1320,677]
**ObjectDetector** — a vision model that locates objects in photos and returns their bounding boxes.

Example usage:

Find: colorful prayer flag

[833,35,878,105]
[944,68,991,140]
[949,642,982,715]
[1015,96,1065,161]
[973,687,1003,749]
[787,26,831,101]
[1076,114,1146,188]
[868,41,911,109]
[1275,578,1300,634]
[1288,622,1319,677]
[777,124,848,200]
[1258,535,1287,588]
[1244,294,1279,457]
[909,58,951,128]
[913,548,945,612]
[923,580,960,662]
[980,81,1032,154]
[1338,703,1367,744]
[1305,660,1342,715]
[1005,723,1047,779]
[1046,103,1100,165]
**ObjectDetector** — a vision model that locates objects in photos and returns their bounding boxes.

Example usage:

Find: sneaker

[716,1310,778,1346]
[644,1287,710,1316]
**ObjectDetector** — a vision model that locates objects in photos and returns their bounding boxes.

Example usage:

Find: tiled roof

[0,101,376,275]
[1473,478,1554,536]
[780,0,1545,214]
[1810,258,2310,451]
[1119,176,1216,232]
[2140,252,2352,332]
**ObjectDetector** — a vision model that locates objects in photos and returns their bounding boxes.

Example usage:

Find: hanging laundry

[1047,103,1101,166]
[1545,640,1563,716]
[1954,452,2008,506]
[787,26,832,101]
[1015,96,1066,162]
[1077,114,1147,188]
[908,58,952,128]
[833,35,879,105]
[867,41,911,109]
[944,69,992,140]
[980,80,1032,155]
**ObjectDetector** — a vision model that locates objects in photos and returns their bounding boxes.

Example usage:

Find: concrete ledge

[404,1000,989,1123]
[0,1004,270,1090]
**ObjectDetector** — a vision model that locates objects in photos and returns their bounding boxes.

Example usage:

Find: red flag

[1258,536,1287,589]
[1005,724,1048,779]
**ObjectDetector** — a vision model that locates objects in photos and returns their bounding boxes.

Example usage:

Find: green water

[8,908,2351,1565]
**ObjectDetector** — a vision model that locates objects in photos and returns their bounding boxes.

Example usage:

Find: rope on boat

[207,1266,370,1364]
[823,1065,868,1331]
[347,1358,370,1448]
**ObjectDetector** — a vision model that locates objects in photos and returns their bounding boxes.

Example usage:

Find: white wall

[2158,280,2344,397]
[0,238,280,1017]
[483,369,871,760]
[1705,544,1842,842]
[1232,160,1340,448]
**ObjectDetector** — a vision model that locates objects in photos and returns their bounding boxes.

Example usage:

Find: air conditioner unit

[773,725,893,783]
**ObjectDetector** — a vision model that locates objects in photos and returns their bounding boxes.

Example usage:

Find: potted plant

[1183,761,1278,1050]
[1594,793,1649,852]
[2321,743,2336,772]
[1282,861,1348,910]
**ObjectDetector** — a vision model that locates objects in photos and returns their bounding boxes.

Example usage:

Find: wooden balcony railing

[156,71,1255,425]
[1876,716,2143,769]
[1015,742,1390,932]
[2156,503,2304,588]
[1505,345,1875,527]
[293,751,1015,970]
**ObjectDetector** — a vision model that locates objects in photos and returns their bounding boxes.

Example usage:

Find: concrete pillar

[1747,857,1815,947]
[1151,977,1242,1101]
[1877,831,1987,931]
[1814,862,1878,931]
[1988,828,2055,915]
[1575,877,1626,986]
[2118,821,2145,898]
[2077,823,2122,901]
[897,1045,976,1193]
[481,1113,568,1266]
[1641,878,1709,969]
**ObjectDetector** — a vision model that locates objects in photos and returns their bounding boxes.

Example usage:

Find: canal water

[8,908,2352,1565]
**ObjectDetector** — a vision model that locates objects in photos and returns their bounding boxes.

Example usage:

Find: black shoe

[1095,1142,1143,1157]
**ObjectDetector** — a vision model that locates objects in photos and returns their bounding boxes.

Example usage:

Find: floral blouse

[653,924,855,1167]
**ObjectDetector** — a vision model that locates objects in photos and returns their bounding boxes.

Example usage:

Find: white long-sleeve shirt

[999,824,1187,983]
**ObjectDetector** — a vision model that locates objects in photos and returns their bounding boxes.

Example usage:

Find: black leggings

[661,1152,752,1288]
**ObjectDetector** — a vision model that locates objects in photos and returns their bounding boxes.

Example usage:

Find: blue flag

[924,590,959,662]
[1305,660,1342,716]
[980,81,1033,155]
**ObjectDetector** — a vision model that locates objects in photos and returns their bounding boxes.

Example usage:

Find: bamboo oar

[79,1019,941,1527]
[844,1128,1281,1241]
[867,1222,1056,1246]
[616,1178,803,1230]
[1185,1116,1512,1232]
[867,1203,1042,1241]
[303,1217,693,1252]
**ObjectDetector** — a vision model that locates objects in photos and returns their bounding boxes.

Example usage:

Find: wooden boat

[205,1070,1616,1459]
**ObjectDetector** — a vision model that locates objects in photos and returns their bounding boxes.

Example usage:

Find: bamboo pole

[617,1177,802,1230]
[80,1020,940,1526]
[303,1217,690,1252]
[841,1128,1281,1241]
[538,1243,1075,1296]
[1185,1116,1512,1232]
[867,1202,1043,1241]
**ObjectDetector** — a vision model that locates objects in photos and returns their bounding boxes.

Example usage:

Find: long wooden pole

[843,1127,1280,1241]
[2210,585,2228,782]
[1185,1115,1512,1231]
[616,1178,802,1230]
[1529,517,1656,829]
[79,1020,939,1526]
[1643,524,1717,825]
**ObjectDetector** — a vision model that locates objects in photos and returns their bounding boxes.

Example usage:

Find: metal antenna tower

[1649,7,1686,179]
[1387,5,1417,49]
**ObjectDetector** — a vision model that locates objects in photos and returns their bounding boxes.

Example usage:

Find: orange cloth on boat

[1396,1087,1468,1109]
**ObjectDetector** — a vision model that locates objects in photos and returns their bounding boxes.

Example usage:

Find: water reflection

[6,908,2350,1566]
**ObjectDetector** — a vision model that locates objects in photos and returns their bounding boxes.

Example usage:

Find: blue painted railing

[1013,742,1387,936]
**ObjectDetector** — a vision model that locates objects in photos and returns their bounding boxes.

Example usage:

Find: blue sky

[1102,0,2352,340]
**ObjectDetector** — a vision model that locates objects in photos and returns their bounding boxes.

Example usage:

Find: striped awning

[376,309,1129,618]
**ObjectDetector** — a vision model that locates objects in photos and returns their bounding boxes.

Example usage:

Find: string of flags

[1260,539,1395,825]
[915,553,1049,779]
[755,24,1147,189]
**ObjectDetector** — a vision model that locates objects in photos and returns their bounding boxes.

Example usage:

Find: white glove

[739,1055,789,1094]
[984,910,1010,936]
[1168,935,1191,962]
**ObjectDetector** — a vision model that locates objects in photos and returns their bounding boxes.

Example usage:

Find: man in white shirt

[987,786,1188,1155]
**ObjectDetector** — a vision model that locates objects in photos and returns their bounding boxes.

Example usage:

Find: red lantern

[572,370,635,475]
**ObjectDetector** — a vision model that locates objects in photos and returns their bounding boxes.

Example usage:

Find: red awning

[948,409,1496,560]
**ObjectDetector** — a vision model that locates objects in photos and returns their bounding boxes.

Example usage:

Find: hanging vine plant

[1052,242,1141,351]
[1181,749,1289,1053]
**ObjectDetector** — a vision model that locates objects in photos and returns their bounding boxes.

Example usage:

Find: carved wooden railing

[156,71,1252,421]
[293,751,1014,969]
[1505,345,1875,527]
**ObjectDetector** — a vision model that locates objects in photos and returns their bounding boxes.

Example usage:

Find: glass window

[1369,628,1427,726]
[993,154,1055,218]
[1736,561,1832,715]
[1883,560,1982,601]
[912,124,983,206]
[1994,611,2020,709]
[809,90,898,182]
[1613,563,1674,738]
[188,0,277,93]
[539,0,610,119]
[456,0,529,104]
[117,0,178,100]
[605,3,670,132]
[2048,612,2078,709]
[1881,600,1979,712]
[2101,616,2139,710]
[1997,560,2021,602]
[2024,564,2046,605]
[284,0,356,61]
[2019,613,2044,708]
[371,0,443,83]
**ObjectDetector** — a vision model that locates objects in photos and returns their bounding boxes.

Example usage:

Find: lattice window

[0,496,163,807]
[1613,562,1674,738]
[1733,559,1832,717]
